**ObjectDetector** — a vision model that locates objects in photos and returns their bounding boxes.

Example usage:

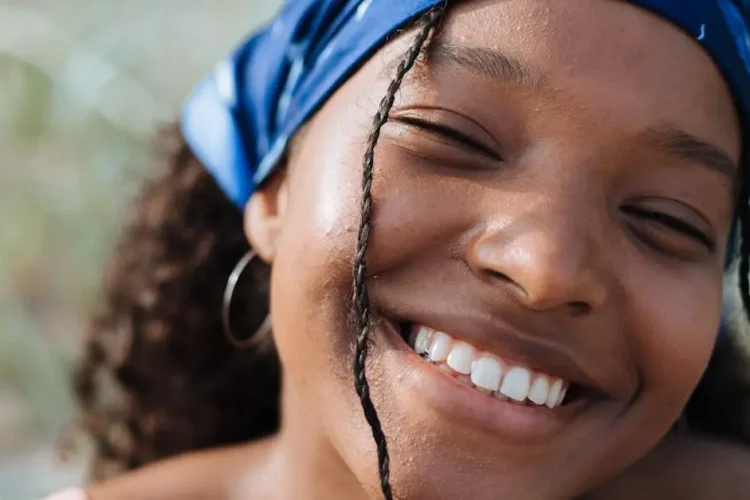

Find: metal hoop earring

[222,250,272,349]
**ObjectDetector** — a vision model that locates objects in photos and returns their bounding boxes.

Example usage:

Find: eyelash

[397,117,716,254]
[397,116,503,161]
[622,205,715,252]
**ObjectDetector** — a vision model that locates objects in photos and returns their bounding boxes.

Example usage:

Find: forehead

[430,0,741,163]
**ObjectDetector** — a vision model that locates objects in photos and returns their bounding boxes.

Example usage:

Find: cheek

[267,41,415,364]
[270,144,363,376]
[265,64,387,417]
[625,264,723,409]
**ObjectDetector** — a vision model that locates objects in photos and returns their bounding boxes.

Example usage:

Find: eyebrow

[425,42,546,89]
[421,44,739,188]
[644,126,738,187]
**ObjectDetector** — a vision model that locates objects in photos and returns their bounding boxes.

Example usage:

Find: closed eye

[395,116,503,161]
[622,205,715,252]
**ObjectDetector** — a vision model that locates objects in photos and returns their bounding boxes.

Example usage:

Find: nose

[466,219,608,314]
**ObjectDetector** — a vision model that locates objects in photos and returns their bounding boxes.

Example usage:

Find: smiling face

[245,0,741,498]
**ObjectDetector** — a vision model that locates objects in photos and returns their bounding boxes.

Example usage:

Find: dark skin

[85,435,750,499]
[82,0,748,498]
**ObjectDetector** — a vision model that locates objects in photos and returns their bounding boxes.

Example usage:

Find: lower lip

[378,319,597,443]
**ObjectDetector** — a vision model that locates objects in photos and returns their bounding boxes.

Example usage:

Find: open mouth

[398,322,595,409]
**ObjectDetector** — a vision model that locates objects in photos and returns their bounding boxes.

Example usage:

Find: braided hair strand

[351,3,448,499]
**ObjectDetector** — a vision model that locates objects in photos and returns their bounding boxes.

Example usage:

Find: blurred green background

[0,1,282,498]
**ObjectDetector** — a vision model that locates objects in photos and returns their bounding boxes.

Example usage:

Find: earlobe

[244,173,288,264]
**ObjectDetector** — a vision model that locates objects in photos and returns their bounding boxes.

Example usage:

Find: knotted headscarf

[181,0,750,210]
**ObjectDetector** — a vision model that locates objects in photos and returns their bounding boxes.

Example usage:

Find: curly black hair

[74,2,750,497]
[74,128,280,479]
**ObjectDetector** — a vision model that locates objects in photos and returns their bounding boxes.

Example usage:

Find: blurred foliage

[0,1,281,498]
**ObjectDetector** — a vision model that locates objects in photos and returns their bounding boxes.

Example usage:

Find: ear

[244,171,289,264]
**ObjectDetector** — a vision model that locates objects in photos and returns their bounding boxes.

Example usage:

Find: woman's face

[247,0,741,498]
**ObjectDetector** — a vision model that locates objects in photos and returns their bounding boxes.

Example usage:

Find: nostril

[484,269,513,283]
[568,301,591,316]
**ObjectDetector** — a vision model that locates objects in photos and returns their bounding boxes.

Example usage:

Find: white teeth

[410,325,572,408]
[555,384,568,407]
[528,375,550,405]
[546,379,563,409]
[428,332,452,362]
[499,366,531,401]
[470,357,503,391]
[447,343,474,374]
[414,326,433,355]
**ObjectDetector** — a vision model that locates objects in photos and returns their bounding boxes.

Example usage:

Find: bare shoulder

[85,437,275,500]
[587,434,750,499]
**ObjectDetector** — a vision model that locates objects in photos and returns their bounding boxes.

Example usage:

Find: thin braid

[351,3,447,499]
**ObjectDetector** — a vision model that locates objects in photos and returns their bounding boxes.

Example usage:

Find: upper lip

[392,309,611,397]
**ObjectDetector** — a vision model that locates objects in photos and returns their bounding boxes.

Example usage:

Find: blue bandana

[182,0,750,209]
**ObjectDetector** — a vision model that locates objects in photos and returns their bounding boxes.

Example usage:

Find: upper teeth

[412,325,569,409]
